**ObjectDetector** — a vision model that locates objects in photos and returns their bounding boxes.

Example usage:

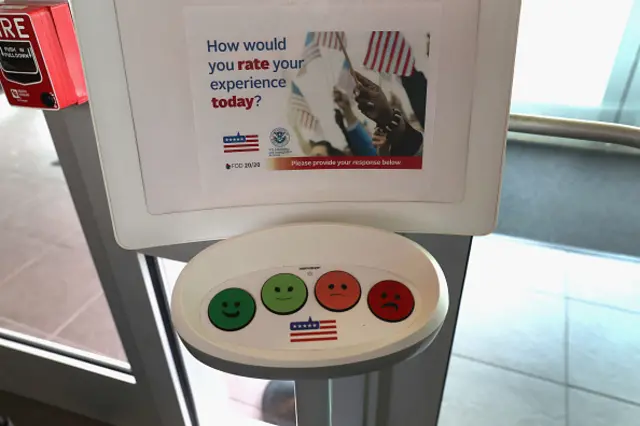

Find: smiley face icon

[261,273,308,315]
[208,288,256,331]
[315,271,361,312]
[367,280,415,322]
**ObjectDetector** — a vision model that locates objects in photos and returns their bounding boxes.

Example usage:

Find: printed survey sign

[185,5,443,208]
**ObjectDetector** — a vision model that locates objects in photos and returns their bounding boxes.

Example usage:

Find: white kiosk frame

[71,0,521,249]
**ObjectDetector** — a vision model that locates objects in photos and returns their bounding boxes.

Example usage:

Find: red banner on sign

[269,156,422,171]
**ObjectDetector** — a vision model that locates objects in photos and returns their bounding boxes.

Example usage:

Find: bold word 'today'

[211,96,256,110]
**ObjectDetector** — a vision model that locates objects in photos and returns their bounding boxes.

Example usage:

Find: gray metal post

[383,234,472,426]
[43,106,192,426]
[295,379,332,426]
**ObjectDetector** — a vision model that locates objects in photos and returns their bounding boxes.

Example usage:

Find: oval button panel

[198,266,423,352]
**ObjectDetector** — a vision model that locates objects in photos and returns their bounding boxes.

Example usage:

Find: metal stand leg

[385,234,472,426]
[295,379,332,426]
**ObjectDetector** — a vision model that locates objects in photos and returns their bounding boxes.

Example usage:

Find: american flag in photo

[363,31,415,77]
[310,31,347,50]
[298,32,322,76]
[223,132,259,153]
[290,82,320,131]
[337,59,356,97]
[289,317,338,343]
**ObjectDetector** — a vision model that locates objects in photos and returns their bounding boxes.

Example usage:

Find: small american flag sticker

[289,317,337,343]
[223,132,260,153]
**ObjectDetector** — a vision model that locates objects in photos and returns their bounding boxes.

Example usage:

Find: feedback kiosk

[173,223,449,377]
[71,0,520,390]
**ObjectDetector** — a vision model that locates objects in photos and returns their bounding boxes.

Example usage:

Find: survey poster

[185,5,441,207]
[185,5,438,165]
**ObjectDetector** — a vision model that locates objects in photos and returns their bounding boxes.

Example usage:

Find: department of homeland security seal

[268,127,292,157]
[270,127,290,148]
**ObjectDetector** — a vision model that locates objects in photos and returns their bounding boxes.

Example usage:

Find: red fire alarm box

[0,2,87,109]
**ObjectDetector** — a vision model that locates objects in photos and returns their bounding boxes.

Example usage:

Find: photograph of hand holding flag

[287,30,428,161]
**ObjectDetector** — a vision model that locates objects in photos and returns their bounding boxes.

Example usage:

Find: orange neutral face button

[314,271,361,312]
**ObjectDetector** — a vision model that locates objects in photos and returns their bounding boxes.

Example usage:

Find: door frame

[619,45,640,126]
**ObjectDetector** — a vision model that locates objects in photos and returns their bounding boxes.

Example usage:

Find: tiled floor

[440,236,640,426]
[2,94,640,425]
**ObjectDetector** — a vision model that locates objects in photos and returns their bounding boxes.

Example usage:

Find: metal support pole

[295,379,332,426]
[385,234,472,426]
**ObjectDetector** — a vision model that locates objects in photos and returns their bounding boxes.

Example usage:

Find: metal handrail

[508,114,640,150]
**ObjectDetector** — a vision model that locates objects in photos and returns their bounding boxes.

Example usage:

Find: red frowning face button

[367,280,415,322]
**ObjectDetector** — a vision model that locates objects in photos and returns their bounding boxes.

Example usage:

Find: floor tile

[55,293,126,361]
[58,229,90,251]
[568,301,640,403]
[565,252,640,313]
[229,399,262,421]
[568,389,640,426]
[2,189,82,245]
[0,107,62,183]
[180,345,236,426]
[225,373,270,408]
[0,245,101,334]
[0,175,46,222]
[0,229,52,287]
[467,235,568,296]
[0,317,47,339]
[453,283,566,382]
[439,356,566,426]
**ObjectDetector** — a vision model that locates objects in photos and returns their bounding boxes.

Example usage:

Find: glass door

[511,0,640,123]
[0,98,189,426]
[610,0,640,125]
[619,42,640,126]
[3,102,339,426]
[432,1,640,425]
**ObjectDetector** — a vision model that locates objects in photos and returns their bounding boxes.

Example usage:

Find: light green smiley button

[261,273,308,315]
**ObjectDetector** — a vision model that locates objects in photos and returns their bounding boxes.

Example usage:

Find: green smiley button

[261,273,308,315]
[208,288,256,331]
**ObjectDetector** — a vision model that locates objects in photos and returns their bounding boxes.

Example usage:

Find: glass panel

[511,0,638,121]
[620,50,640,126]
[441,42,640,426]
[159,258,297,426]
[0,92,128,365]
[439,0,640,418]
